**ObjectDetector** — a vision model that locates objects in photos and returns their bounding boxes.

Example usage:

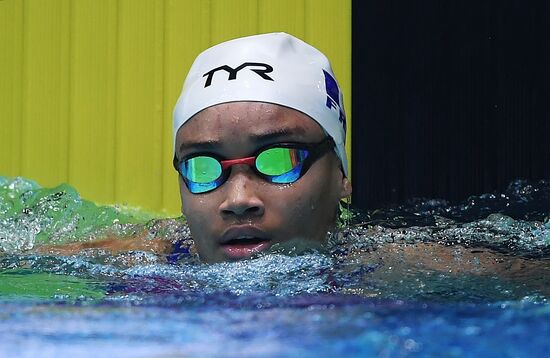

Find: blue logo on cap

[323,70,346,134]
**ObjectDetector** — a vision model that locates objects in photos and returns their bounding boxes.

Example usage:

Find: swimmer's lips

[219,226,271,245]
[219,227,272,259]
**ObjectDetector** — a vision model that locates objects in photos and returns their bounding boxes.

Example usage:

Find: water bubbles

[404,338,421,352]
[184,253,333,296]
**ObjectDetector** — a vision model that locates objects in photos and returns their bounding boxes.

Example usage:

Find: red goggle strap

[220,156,256,170]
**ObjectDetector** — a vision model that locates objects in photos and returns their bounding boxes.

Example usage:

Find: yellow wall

[0,0,351,215]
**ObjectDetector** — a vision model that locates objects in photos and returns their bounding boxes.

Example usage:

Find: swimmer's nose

[218,167,265,218]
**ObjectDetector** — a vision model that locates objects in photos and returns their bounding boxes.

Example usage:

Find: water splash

[0,177,161,253]
[0,176,549,303]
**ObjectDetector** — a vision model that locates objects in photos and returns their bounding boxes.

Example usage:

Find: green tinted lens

[256,147,301,176]
[183,156,222,183]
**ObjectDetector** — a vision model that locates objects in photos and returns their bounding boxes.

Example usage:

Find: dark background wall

[352,0,550,209]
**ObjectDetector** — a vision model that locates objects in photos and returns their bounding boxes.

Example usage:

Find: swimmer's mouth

[219,226,270,245]
[221,237,270,246]
[219,227,272,259]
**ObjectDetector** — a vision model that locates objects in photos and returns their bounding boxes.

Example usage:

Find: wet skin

[175,102,352,263]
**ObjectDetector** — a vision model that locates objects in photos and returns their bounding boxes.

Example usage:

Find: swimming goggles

[173,137,334,194]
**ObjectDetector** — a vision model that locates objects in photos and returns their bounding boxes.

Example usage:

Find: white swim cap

[173,32,348,176]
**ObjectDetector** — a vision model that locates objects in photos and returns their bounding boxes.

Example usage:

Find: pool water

[0,177,549,357]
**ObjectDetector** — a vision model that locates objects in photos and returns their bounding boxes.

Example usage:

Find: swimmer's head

[173,32,348,176]
[172,33,351,263]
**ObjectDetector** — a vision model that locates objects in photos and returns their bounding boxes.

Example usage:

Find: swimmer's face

[175,102,352,263]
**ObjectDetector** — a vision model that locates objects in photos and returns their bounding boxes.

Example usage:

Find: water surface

[1,177,549,357]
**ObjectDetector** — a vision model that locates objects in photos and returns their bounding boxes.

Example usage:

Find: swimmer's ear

[339,176,352,199]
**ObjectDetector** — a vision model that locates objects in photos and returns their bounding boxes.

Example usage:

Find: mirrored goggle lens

[180,156,222,183]
[255,147,309,183]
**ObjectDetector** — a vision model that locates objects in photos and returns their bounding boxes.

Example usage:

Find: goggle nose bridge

[220,156,257,170]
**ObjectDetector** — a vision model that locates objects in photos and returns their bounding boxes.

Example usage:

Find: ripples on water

[0,176,549,357]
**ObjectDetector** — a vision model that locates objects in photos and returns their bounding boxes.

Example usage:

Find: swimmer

[171,33,352,263]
